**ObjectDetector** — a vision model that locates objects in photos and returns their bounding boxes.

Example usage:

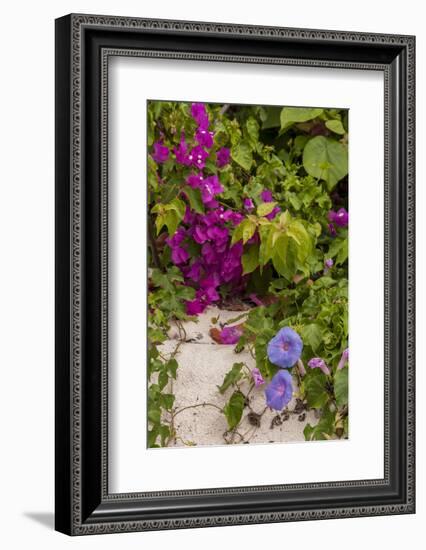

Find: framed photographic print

[55,14,415,535]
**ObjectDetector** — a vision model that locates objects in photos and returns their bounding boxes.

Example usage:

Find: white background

[0,0,423,548]
[110,58,384,492]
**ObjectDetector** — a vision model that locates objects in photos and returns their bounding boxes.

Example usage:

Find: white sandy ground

[159,306,317,447]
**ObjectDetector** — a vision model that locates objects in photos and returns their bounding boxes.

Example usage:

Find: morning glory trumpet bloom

[251,368,265,387]
[337,348,349,370]
[267,327,303,368]
[265,369,293,411]
[308,357,331,376]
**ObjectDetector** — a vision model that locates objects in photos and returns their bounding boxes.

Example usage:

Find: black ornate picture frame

[55,14,415,535]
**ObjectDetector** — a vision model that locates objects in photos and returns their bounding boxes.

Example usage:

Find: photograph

[147,100,349,448]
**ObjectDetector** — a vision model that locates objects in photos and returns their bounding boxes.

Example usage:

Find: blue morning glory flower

[265,370,293,411]
[267,327,303,368]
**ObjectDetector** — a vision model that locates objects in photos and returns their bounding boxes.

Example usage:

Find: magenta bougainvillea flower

[337,348,349,370]
[261,189,273,202]
[252,368,265,387]
[265,370,293,411]
[186,298,205,315]
[200,175,224,207]
[206,225,229,244]
[191,102,209,129]
[151,141,169,163]
[266,206,281,220]
[195,128,214,148]
[183,260,202,282]
[307,357,331,375]
[221,210,244,226]
[183,206,195,225]
[329,207,349,228]
[186,279,220,315]
[188,145,209,169]
[166,227,186,248]
[201,241,218,264]
[220,242,243,283]
[267,327,303,368]
[202,285,220,303]
[260,189,280,219]
[171,246,189,265]
[243,198,255,211]
[193,224,208,244]
[174,132,190,165]
[218,325,243,344]
[328,222,337,237]
[165,125,246,316]
[186,172,204,188]
[217,147,231,168]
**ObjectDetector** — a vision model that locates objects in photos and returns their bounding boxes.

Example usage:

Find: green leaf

[160,393,175,411]
[148,408,161,425]
[304,407,335,441]
[154,210,178,236]
[242,219,257,243]
[223,391,245,430]
[304,371,329,409]
[147,428,159,447]
[246,117,260,147]
[301,323,322,352]
[325,119,346,135]
[274,233,288,264]
[303,136,348,189]
[313,276,337,289]
[287,192,302,211]
[158,425,170,446]
[258,225,274,267]
[294,135,310,152]
[334,366,348,406]
[344,415,349,436]
[336,238,348,265]
[158,370,169,390]
[242,244,259,275]
[231,219,257,245]
[271,251,286,278]
[272,235,297,280]
[261,106,282,129]
[152,197,186,237]
[217,363,244,394]
[280,107,323,131]
[184,186,205,214]
[231,141,253,171]
[327,237,346,259]
[167,358,178,379]
[287,220,312,263]
[257,202,277,217]
[165,197,186,218]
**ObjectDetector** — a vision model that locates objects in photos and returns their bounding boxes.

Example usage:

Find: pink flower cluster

[161,103,246,316]
[167,207,245,315]
[327,207,348,236]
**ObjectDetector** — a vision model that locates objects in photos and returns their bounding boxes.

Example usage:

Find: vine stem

[171,402,223,421]
[219,103,230,115]
[147,215,162,270]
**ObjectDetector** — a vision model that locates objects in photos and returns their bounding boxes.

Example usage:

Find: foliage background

[148,100,349,447]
